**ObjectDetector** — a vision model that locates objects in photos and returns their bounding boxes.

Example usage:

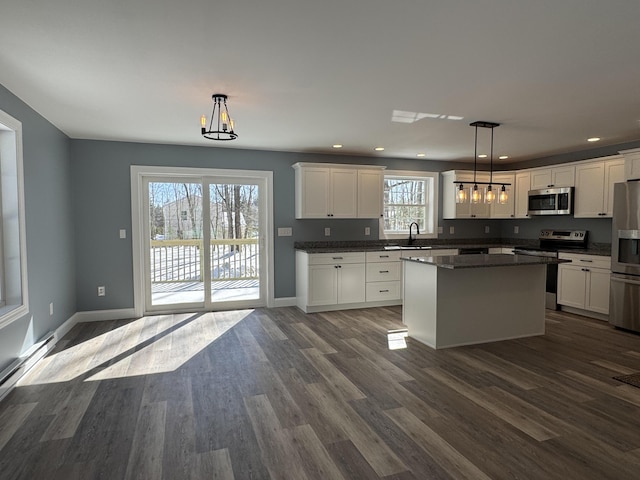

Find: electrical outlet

[449,226,455,235]
[277,227,292,236]
[119,229,127,239]
[364,227,371,236]
[485,226,490,234]
[97,286,106,297]
[49,302,54,316]
[324,227,331,236]
[514,226,519,234]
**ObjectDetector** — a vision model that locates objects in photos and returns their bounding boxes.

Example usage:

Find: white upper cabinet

[442,171,490,219]
[293,163,385,219]
[329,169,358,218]
[530,165,575,189]
[514,171,531,218]
[574,156,624,218]
[619,148,640,181]
[357,169,384,218]
[489,173,515,218]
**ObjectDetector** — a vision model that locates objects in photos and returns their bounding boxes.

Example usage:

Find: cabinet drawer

[308,252,365,265]
[558,253,610,270]
[366,262,401,282]
[365,250,402,262]
[365,281,401,302]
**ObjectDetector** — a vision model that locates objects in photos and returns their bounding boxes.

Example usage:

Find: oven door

[610,273,640,332]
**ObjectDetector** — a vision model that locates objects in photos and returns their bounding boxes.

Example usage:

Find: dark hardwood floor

[2,306,640,479]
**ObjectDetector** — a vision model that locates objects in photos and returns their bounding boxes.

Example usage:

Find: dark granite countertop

[402,253,571,269]
[294,240,611,256]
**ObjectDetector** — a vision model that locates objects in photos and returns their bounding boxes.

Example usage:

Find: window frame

[0,109,29,329]
[380,170,439,240]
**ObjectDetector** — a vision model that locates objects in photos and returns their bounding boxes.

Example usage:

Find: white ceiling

[2,0,640,164]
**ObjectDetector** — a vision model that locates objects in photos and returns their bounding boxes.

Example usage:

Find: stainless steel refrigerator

[610,180,640,332]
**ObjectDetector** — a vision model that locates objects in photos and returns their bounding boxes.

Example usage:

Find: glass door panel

[148,181,205,307]
[209,183,260,303]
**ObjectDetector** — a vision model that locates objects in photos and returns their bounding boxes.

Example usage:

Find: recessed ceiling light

[499,155,509,160]
[332,144,343,148]
[587,137,601,142]
[374,147,385,151]
[416,153,426,157]
[478,154,487,158]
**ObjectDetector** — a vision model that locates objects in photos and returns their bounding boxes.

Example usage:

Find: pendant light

[201,94,238,141]
[454,121,509,205]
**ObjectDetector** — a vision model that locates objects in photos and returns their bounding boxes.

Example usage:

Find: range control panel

[539,229,586,241]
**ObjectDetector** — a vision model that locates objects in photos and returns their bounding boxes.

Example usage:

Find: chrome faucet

[408,222,420,245]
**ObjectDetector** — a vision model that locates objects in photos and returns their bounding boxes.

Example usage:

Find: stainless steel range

[513,229,588,310]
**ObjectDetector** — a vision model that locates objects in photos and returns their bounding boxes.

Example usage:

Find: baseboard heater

[0,331,56,401]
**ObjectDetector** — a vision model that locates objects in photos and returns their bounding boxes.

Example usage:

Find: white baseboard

[74,308,137,323]
[54,314,79,342]
[272,297,296,308]
[559,306,609,322]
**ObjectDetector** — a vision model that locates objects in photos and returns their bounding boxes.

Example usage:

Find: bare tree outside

[384,178,427,233]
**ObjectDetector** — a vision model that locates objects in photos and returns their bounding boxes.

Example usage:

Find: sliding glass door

[142,174,265,312]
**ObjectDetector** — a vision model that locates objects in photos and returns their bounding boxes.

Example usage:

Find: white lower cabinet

[558,253,611,316]
[296,248,460,312]
[296,251,366,313]
[365,251,402,302]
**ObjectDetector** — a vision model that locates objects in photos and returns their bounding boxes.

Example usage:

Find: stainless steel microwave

[527,187,573,215]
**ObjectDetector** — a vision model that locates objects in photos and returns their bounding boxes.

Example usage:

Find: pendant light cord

[473,124,478,185]
[489,127,494,187]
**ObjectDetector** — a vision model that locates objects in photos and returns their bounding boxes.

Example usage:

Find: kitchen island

[402,254,567,349]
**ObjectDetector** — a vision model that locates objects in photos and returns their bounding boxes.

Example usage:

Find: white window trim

[0,109,29,329]
[380,169,439,240]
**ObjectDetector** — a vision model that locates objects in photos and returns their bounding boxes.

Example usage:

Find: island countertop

[402,253,570,269]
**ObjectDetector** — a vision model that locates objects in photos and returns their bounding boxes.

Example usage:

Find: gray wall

[70,140,474,309]
[70,139,620,312]
[0,84,76,371]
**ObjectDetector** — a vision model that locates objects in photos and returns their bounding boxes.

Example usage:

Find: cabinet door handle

[379,255,389,258]
[579,259,593,263]
[334,265,342,268]
[547,184,554,187]
[380,289,389,293]
[581,268,590,272]
[379,270,389,273]
[332,256,343,260]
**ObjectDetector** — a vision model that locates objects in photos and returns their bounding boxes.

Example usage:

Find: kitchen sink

[383,245,433,250]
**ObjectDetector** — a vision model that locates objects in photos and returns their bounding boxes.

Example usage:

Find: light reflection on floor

[387,328,408,350]
[18,310,253,385]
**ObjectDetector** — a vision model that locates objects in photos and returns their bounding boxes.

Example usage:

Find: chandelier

[455,121,509,205]
[200,94,238,141]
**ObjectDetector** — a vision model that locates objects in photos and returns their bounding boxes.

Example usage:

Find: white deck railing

[150,238,259,283]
